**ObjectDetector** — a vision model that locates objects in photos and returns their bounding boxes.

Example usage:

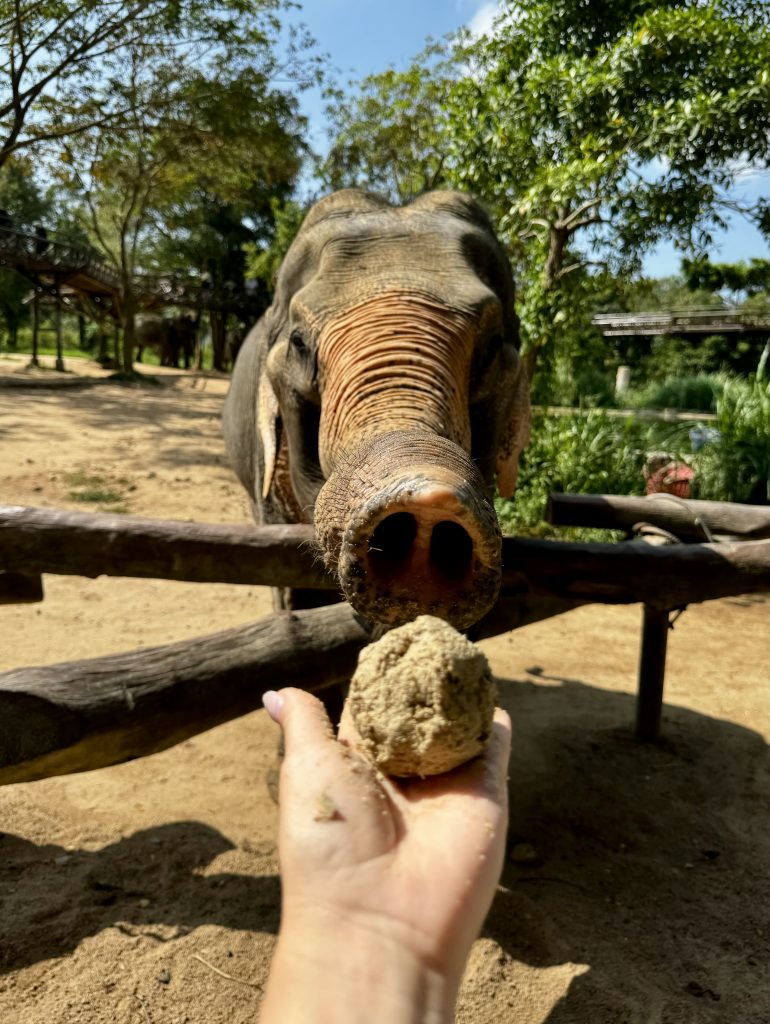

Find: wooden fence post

[636,605,671,740]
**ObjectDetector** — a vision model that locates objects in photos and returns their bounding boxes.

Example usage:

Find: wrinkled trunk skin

[313,293,502,629]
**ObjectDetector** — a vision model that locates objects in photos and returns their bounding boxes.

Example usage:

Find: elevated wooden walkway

[0,225,261,321]
[592,308,770,338]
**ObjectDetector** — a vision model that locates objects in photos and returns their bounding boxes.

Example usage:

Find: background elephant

[168,313,197,369]
[135,314,172,365]
[223,189,530,630]
[135,313,198,368]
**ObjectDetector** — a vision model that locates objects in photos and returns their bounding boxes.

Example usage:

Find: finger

[487,707,512,780]
[263,687,335,759]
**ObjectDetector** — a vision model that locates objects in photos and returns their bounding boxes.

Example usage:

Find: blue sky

[289,0,768,278]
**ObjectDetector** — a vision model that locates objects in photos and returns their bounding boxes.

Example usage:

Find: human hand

[259,687,511,1023]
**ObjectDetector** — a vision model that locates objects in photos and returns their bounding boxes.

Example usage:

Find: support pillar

[54,286,64,371]
[30,292,40,367]
[636,606,670,740]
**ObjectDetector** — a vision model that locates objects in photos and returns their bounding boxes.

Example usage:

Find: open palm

[270,688,511,981]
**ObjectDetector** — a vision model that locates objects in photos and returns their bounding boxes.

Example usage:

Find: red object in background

[645,461,695,499]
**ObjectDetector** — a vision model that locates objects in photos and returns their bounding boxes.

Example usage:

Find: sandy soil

[0,354,768,1023]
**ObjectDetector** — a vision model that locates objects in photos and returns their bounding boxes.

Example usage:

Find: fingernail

[262,690,284,722]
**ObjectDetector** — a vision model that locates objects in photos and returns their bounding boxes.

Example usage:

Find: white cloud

[466,1,501,39]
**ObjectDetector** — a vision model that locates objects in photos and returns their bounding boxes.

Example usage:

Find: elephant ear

[496,354,531,499]
[257,368,280,500]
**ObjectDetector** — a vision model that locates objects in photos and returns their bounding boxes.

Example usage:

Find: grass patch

[65,470,130,511]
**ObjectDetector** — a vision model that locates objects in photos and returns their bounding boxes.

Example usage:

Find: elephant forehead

[292,215,504,301]
[294,272,502,328]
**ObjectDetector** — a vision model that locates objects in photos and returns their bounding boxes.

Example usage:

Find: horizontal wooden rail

[0,592,566,785]
[2,505,769,610]
[0,603,371,785]
[546,493,770,542]
[500,535,770,609]
[0,504,334,589]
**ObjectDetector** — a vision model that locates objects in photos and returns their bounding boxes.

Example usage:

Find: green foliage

[318,41,457,201]
[498,371,769,537]
[0,268,29,348]
[44,3,319,371]
[0,155,50,227]
[624,373,724,411]
[243,198,307,290]
[495,411,691,538]
[693,376,770,502]
[682,256,770,299]
[0,156,51,344]
[0,1,322,171]
[319,2,770,385]
[596,272,726,314]
[446,0,770,364]
[536,358,617,408]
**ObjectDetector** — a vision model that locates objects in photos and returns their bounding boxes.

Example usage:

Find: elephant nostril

[368,512,418,568]
[430,520,473,581]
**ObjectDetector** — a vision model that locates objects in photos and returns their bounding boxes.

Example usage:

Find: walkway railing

[592,308,770,336]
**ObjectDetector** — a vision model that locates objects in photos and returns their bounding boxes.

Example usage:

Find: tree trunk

[525,222,570,383]
[96,323,108,363]
[30,291,39,366]
[211,310,226,372]
[121,281,137,374]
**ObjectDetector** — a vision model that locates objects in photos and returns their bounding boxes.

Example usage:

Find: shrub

[624,373,725,412]
[497,410,690,538]
[693,377,770,503]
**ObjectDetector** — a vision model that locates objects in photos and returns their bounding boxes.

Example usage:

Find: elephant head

[224,189,530,629]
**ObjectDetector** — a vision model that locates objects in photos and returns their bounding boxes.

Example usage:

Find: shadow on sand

[1,674,767,1021]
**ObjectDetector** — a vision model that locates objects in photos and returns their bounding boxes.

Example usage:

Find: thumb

[263,688,335,760]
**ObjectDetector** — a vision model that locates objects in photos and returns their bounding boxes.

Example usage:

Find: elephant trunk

[314,430,501,629]
[317,292,473,476]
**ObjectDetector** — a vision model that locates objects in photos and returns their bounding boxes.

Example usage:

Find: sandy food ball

[348,615,496,777]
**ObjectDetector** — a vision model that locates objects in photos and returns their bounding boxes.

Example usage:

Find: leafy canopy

[0,0,322,169]
[321,0,770,373]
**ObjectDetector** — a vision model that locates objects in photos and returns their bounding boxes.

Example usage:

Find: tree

[0,154,49,347]
[446,0,770,375]
[0,0,321,172]
[682,256,770,304]
[242,196,307,291]
[55,6,314,373]
[322,2,770,383]
[318,41,456,201]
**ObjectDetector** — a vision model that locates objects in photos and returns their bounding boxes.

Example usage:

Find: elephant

[223,189,530,632]
[135,313,197,368]
[168,313,197,369]
[135,314,171,365]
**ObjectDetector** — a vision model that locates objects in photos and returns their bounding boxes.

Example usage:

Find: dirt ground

[0,354,768,1024]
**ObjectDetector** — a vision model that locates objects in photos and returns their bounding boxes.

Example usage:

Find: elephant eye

[289,328,308,354]
[478,332,503,372]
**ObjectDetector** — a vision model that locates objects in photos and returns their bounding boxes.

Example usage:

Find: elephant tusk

[258,371,280,500]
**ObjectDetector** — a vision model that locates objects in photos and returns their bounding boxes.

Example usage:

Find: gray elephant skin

[223,189,530,630]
